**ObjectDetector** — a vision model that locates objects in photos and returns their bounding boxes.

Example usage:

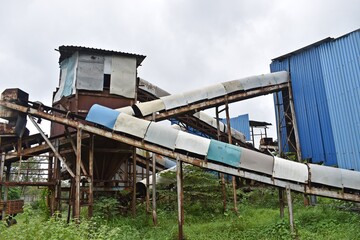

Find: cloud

[0,0,359,141]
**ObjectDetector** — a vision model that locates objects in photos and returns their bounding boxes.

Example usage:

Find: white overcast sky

[0,0,359,142]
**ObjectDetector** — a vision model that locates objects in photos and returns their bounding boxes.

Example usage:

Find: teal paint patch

[207,139,241,168]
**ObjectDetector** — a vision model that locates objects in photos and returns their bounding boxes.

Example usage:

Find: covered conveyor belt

[119,71,289,121]
[0,99,359,202]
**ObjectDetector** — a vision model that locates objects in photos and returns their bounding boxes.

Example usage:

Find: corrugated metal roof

[271,29,360,170]
[57,45,146,67]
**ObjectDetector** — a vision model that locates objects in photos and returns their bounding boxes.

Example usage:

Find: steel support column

[225,99,238,214]
[177,158,184,240]
[74,128,82,221]
[215,106,227,212]
[152,154,157,225]
[286,186,295,235]
[132,147,137,217]
[88,134,94,218]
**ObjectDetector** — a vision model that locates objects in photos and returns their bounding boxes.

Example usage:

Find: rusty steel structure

[0,46,359,240]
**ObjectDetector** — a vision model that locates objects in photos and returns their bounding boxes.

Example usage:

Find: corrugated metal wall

[220,114,251,141]
[271,29,360,170]
[318,31,360,170]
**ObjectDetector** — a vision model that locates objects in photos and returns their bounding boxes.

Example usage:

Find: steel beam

[1,100,360,202]
[145,83,288,122]
[177,158,184,240]
[29,117,75,178]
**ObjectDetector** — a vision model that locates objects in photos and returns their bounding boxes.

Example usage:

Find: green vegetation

[1,166,359,239]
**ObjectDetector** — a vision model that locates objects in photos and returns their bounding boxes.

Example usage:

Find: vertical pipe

[152,154,157,225]
[74,128,82,222]
[286,186,295,235]
[279,188,285,218]
[177,158,184,240]
[225,100,238,214]
[146,152,150,214]
[132,147,137,217]
[88,135,94,218]
[215,107,227,213]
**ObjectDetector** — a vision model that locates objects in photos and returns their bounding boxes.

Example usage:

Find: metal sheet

[53,52,78,102]
[239,148,274,175]
[318,31,360,170]
[308,164,342,188]
[341,169,360,190]
[206,139,241,168]
[193,112,225,132]
[86,104,120,129]
[175,131,210,156]
[273,157,308,183]
[222,79,244,94]
[161,93,187,110]
[144,122,179,150]
[113,113,150,139]
[183,89,208,105]
[136,99,165,117]
[242,71,289,90]
[204,83,227,99]
[104,56,112,74]
[110,56,136,98]
[117,106,134,116]
[271,30,360,169]
[139,78,170,98]
[220,114,250,141]
[76,54,104,91]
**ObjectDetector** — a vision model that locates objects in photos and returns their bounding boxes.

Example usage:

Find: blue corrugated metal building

[220,114,251,141]
[271,29,360,170]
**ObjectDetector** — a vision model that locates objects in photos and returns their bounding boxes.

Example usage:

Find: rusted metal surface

[145,83,289,122]
[29,117,75,178]
[152,154,157,225]
[132,148,137,217]
[88,135,94,217]
[0,199,24,215]
[2,100,360,203]
[74,128,82,221]
[286,186,295,234]
[176,159,184,240]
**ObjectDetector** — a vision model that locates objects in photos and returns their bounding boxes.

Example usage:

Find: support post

[74,128,82,222]
[48,155,54,215]
[132,147,137,217]
[215,106,227,212]
[146,152,150,214]
[177,158,184,240]
[54,139,61,212]
[286,186,295,235]
[152,154,157,225]
[0,153,5,217]
[225,99,238,214]
[88,134,94,218]
[279,188,285,218]
[3,164,10,218]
